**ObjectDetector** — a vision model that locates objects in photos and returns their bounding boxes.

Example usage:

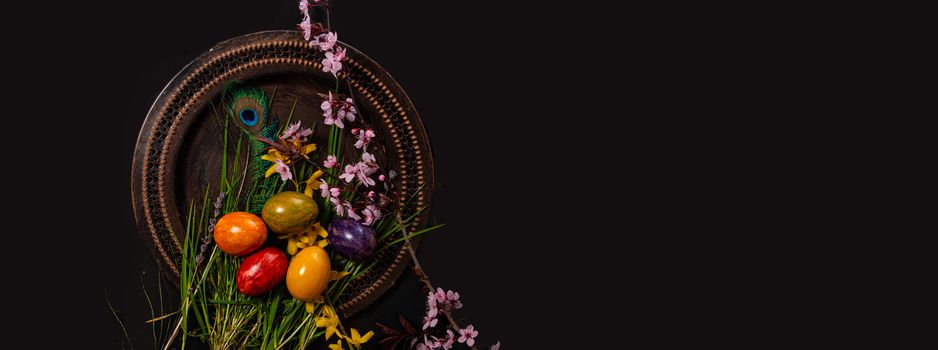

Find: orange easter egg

[213,212,268,256]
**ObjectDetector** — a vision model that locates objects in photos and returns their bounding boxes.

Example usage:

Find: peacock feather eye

[225,85,269,133]
[240,108,259,126]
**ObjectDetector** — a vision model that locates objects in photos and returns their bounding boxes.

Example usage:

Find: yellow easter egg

[286,245,331,301]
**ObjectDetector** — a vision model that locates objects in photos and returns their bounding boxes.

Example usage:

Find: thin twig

[397,214,480,350]
[236,138,250,199]
[106,291,135,350]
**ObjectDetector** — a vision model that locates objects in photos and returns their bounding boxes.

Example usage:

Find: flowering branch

[397,213,479,350]
[299,0,346,77]
[295,2,497,349]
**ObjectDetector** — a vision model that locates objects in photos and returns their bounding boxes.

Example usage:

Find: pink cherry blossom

[319,182,340,199]
[362,204,381,225]
[422,305,438,330]
[354,128,375,149]
[447,290,463,309]
[490,341,501,350]
[321,92,346,129]
[335,46,347,60]
[332,198,346,216]
[280,121,312,142]
[321,91,334,113]
[422,336,439,350]
[298,0,310,12]
[319,92,357,129]
[337,96,357,122]
[346,204,361,221]
[420,331,453,350]
[338,164,358,183]
[428,288,463,312]
[367,191,375,199]
[458,325,479,346]
[379,174,386,181]
[323,155,337,168]
[355,171,375,187]
[440,330,455,350]
[427,291,438,309]
[274,160,292,181]
[321,47,346,76]
[310,32,338,51]
[321,93,335,124]
[299,17,313,41]
[324,113,342,128]
[355,163,377,187]
[361,152,376,164]
[318,182,330,198]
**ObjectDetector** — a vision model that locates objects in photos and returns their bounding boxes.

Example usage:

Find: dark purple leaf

[399,314,419,335]
[376,322,400,336]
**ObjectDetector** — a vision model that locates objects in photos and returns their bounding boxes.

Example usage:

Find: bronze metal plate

[131,30,434,316]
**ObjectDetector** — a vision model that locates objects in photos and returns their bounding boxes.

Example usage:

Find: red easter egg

[236,247,288,296]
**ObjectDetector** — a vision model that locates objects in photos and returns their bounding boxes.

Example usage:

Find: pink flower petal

[347,207,361,221]
[299,18,313,41]
[274,160,293,181]
[323,155,337,168]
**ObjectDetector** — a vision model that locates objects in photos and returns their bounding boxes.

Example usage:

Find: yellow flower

[309,224,329,247]
[327,338,343,350]
[316,304,341,340]
[287,236,299,255]
[305,300,318,314]
[261,149,289,178]
[286,223,329,254]
[300,143,317,158]
[261,149,286,162]
[330,270,350,281]
[260,142,317,179]
[345,328,374,347]
[304,170,325,197]
[311,224,328,238]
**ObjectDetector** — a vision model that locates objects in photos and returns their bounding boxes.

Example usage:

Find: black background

[4,2,889,347]
[5,1,636,348]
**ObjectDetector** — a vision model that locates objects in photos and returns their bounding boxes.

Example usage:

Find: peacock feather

[222,82,280,214]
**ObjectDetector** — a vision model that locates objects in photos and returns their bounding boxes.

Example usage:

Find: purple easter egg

[328,218,377,260]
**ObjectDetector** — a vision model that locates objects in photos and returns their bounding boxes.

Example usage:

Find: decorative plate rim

[131,30,435,316]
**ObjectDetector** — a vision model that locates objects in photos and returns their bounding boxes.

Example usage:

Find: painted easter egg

[213,212,267,256]
[236,247,288,296]
[286,245,331,301]
[262,192,319,235]
[328,218,377,260]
